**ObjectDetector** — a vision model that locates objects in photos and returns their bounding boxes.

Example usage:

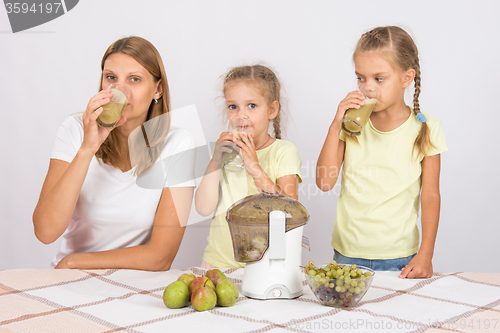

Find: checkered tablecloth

[1,267,499,333]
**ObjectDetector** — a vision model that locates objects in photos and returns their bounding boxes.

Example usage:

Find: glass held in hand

[342,83,378,136]
[97,83,129,128]
[222,117,251,172]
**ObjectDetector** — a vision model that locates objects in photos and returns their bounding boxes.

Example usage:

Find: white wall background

[1,0,498,272]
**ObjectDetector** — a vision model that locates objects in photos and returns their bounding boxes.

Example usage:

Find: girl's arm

[194,133,234,216]
[399,154,441,279]
[316,91,364,191]
[235,134,299,199]
[33,90,121,244]
[55,187,192,271]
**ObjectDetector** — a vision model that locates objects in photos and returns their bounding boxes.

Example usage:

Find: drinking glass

[97,83,129,128]
[342,83,378,136]
[222,117,251,172]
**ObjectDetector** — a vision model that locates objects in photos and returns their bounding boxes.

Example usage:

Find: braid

[412,57,421,115]
[273,111,282,139]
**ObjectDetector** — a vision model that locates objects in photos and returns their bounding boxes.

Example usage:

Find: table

[1,267,499,333]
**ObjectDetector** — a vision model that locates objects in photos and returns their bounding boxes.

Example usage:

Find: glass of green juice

[342,83,378,136]
[222,117,251,172]
[97,83,129,128]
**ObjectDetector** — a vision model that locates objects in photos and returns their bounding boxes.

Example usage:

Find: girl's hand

[234,132,262,177]
[81,89,127,155]
[331,90,365,131]
[211,132,236,170]
[399,253,433,279]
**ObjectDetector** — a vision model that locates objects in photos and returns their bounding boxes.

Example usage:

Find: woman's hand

[399,253,433,279]
[233,132,262,178]
[54,253,81,269]
[81,89,127,155]
[331,90,365,131]
[211,132,236,170]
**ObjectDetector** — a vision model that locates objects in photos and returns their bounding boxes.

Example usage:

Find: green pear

[191,283,217,311]
[205,269,227,287]
[162,281,190,309]
[190,276,215,294]
[177,273,196,290]
[215,279,239,307]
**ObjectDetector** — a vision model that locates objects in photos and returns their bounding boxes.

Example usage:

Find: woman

[33,36,195,271]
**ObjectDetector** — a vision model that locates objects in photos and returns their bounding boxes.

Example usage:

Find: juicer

[226,190,309,299]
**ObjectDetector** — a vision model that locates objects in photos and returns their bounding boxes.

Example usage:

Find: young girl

[316,26,447,279]
[195,65,302,268]
[33,36,195,270]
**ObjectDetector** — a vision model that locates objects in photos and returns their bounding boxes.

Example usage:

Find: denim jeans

[333,249,416,271]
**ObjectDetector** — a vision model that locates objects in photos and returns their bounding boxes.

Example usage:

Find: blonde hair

[223,65,283,139]
[352,26,434,156]
[95,36,171,175]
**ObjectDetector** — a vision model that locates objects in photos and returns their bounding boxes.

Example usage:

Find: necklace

[256,134,271,150]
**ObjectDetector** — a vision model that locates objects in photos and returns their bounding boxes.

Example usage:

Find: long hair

[353,26,434,156]
[95,36,171,175]
[223,65,283,139]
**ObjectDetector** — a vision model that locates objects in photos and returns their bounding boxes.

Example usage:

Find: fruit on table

[205,269,227,287]
[305,261,373,307]
[191,282,217,311]
[190,277,215,294]
[177,273,196,291]
[215,279,239,307]
[162,281,190,309]
[162,270,240,311]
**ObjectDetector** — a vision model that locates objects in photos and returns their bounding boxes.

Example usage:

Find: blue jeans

[333,249,416,271]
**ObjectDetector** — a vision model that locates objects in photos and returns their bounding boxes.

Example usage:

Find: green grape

[351,264,357,270]
[308,261,315,266]
[326,271,333,278]
[354,287,361,294]
[308,270,317,276]
[359,282,365,289]
[351,280,358,287]
[330,260,337,266]
[335,286,342,292]
[329,283,335,288]
[349,287,355,293]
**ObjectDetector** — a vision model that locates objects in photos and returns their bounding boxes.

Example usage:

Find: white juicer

[226,191,309,299]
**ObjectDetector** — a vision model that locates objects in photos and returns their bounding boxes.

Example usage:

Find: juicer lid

[226,190,309,229]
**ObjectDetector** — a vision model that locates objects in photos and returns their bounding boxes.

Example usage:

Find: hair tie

[416,112,427,123]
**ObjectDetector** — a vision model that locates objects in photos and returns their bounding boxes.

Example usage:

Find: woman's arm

[55,186,193,271]
[399,154,441,279]
[33,154,92,244]
[33,90,121,244]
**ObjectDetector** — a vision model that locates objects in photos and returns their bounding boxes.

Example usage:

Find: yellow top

[203,139,302,268]
[333,111,447,259]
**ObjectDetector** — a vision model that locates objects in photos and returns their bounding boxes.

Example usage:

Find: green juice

[97,89,128,128]
[342,97,377,136]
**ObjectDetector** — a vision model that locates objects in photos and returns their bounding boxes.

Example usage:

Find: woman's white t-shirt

[49,114,196,267]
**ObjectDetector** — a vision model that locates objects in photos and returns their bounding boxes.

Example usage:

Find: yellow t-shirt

[203,139,302,268]
[333,111,447,259]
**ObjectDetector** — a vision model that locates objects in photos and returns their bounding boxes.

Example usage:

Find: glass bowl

[304,263,375,308]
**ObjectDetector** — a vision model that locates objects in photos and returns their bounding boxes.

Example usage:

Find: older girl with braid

[196,65,302,268]
[317,26,447,278]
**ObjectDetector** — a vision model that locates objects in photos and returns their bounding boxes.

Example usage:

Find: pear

[162,281,190,309]
[191,283,217,311]
[205,269,227,287]
[177,273,196,290]
[215,279,239,307]
[190,276,215,294]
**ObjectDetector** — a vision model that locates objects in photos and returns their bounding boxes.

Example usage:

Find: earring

[154,98,158,104]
